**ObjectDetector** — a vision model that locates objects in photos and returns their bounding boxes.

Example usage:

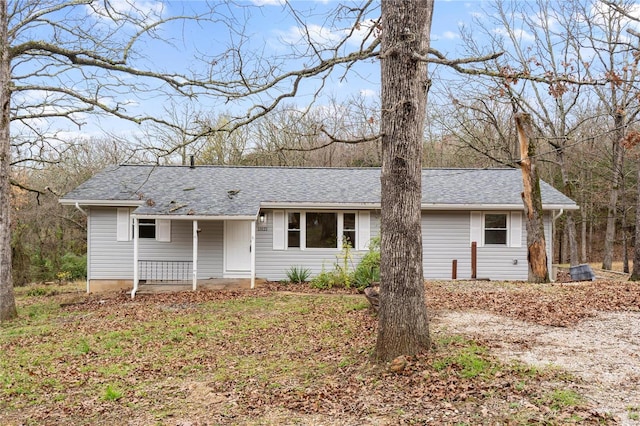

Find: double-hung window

[484,213,507,245]
[287,212,301,248]
[470,211,522,247]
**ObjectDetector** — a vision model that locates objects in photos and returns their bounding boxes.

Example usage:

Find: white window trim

[470,211,522,248]
[117,209,171,243]
[281,210,369,251]
[483,212,509,246]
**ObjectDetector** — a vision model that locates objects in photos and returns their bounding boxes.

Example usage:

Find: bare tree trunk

[557,154,579,266]
[603,124,625,270]
[375,0,432,362]
[581,202,587,263]
[515,113,549,283]
[630,165,640,280]
[0,0,16,321]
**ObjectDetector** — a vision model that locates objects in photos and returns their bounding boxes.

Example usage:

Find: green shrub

[310,267,336,289]
[26,286,57,297]
[59,252,87,280]
[353,236,380,290]
[309,240,356,289]
[285,266,311,284]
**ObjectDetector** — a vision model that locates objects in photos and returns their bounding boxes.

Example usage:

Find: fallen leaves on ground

[2,278,637,425]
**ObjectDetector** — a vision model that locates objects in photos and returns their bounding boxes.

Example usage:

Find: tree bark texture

[557,153,579,266]
[602,115,625,271]
[375,0,433,361]
[0,0,16,321]
[515,113,549,284]
[630,165,640,281]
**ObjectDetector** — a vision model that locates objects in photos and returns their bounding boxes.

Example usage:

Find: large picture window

[484,213,507,245]
[306,212,337,248]
[281,211,364,250]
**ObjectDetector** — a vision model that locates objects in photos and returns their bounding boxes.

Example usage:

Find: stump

[364,283,380,313]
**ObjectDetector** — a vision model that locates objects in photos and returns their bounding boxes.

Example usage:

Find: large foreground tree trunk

[515,113,549,283]
[0,0,16,321]
[375,0,433,362]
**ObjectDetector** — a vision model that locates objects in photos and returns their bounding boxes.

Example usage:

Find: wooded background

[7,0,640,284]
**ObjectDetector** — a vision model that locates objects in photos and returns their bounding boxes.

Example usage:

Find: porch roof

[60,165,579,216]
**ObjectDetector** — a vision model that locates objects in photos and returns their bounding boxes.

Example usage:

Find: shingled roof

[60,165,578,217]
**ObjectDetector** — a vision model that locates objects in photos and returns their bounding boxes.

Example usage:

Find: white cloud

[360,89,377,98]
[277,23,343,47]
[492,27,535,43]
[250,0,286,6]
[441,31,458,40]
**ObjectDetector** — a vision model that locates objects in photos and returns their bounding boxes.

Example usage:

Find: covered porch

[130,215,262,298]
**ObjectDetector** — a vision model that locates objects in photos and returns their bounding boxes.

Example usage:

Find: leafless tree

[1,0,219,320]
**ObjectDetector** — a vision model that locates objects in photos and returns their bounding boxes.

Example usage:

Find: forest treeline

[9,0,640,284]
[10,99,627,285]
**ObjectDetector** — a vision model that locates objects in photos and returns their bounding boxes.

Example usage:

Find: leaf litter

[1,279,638,425]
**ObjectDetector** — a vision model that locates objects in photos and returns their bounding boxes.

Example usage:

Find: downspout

[552,208,564,222]
[74,203,90,293]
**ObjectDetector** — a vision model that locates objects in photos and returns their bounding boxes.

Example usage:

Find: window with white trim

[115,208,171,242]
[287,212,301,248]
[470,211,522,248]
[484,213,507,245]
[342,213,356,248]
[279,211,367,250]
[138,219,156,239]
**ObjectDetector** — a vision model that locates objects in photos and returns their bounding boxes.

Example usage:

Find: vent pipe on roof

[189,155,195,168]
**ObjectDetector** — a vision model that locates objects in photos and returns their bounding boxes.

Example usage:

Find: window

[288,212,301,248]
[306,212,337,248]
[484,213,507,245]
[275,211,368,250]
[138,219,156,239]
[342,213,356,248]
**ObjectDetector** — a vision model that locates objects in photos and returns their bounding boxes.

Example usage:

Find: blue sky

[12,0,489,145]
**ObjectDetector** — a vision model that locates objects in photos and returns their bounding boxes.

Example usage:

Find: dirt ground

[425,272,640,425]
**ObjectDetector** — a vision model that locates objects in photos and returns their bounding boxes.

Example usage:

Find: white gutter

[60,199,143,207]
[260,202,579,211]
[131,214,256,221]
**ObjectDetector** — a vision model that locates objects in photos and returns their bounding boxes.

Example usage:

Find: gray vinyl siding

[254,209,379,281]
[421,211,552,281]
[422,212,475,280]
[88,207,554,282]
[88,207,223,279]
[469,211,529,281]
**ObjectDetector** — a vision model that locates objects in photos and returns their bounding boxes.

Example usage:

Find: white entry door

[224,221,252,275]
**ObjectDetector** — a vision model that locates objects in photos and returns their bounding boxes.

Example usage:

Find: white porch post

[193,220,198,291]
[251,219,256,289]
[131,216,139,299]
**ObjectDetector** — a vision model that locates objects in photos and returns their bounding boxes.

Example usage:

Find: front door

[224,221,252,276]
